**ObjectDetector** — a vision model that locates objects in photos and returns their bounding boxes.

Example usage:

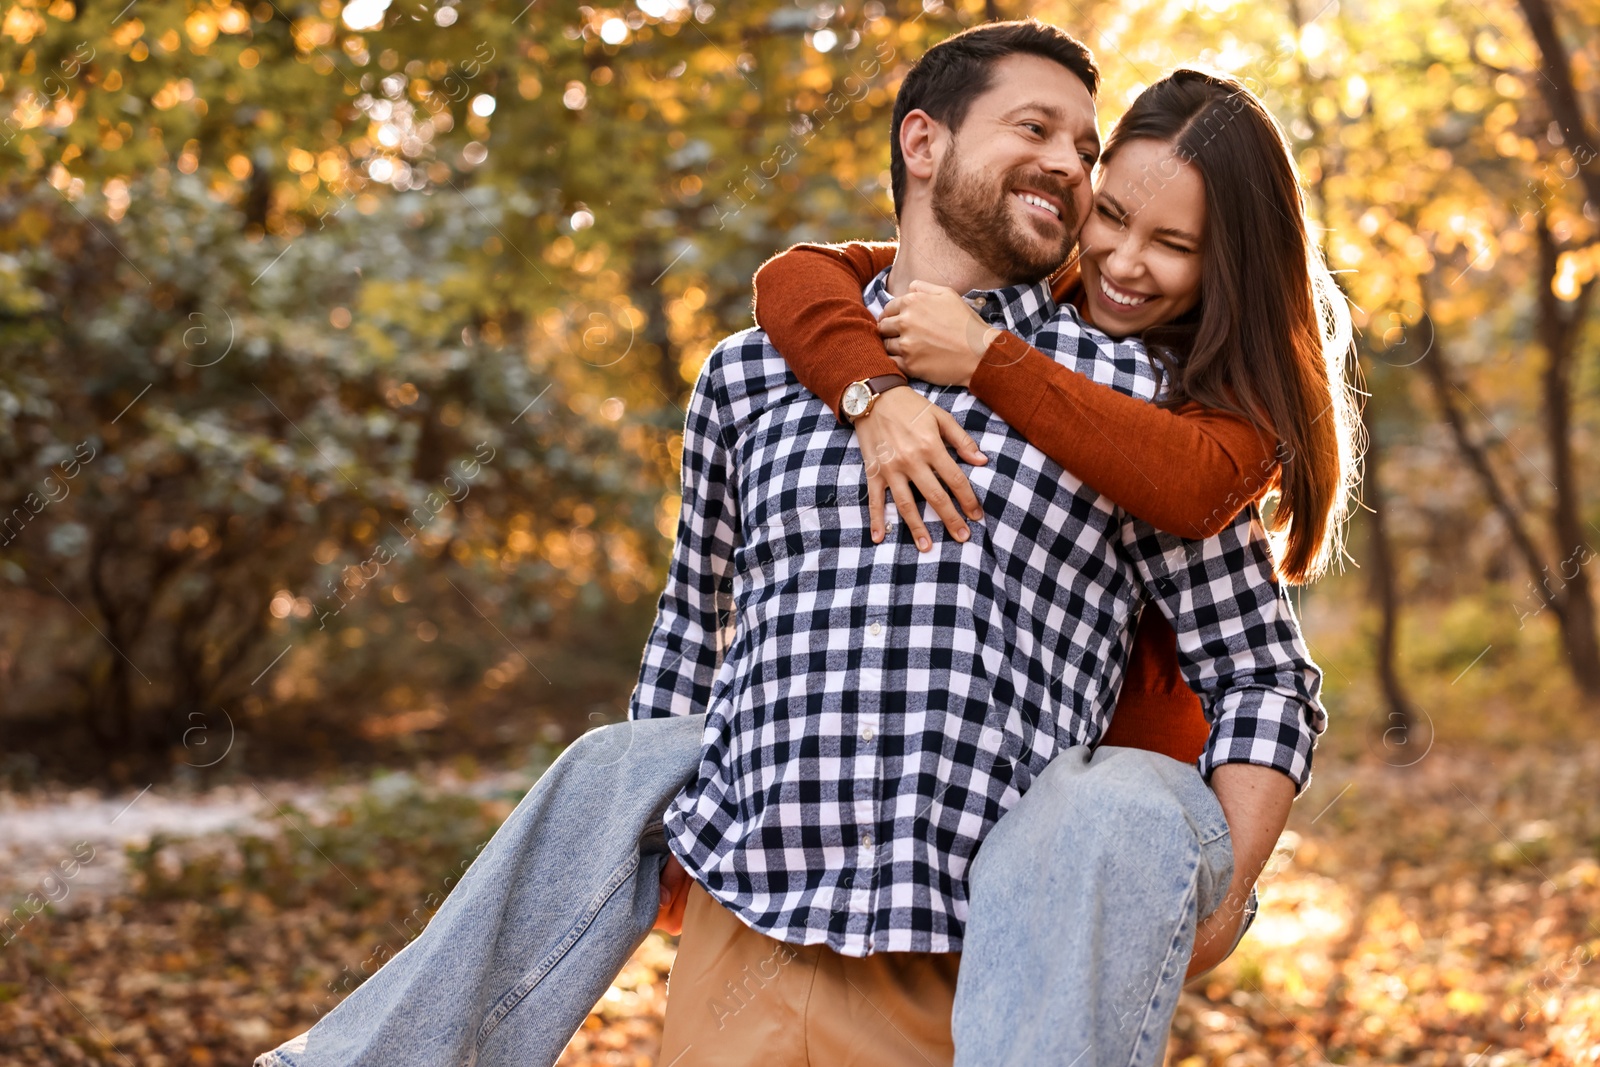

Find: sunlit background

[1,0,1597,1063]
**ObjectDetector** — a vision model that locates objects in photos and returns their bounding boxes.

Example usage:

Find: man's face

[929,53,1100,285]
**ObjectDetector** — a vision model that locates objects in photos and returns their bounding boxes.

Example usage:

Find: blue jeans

[954,742,1239,1065]
[256,718,1241,1067]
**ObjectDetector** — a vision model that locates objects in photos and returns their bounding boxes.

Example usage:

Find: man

[252,21,1320,1067]
[635,19,1321,1066]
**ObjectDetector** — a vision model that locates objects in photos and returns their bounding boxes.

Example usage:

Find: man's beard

[931,141,1080,286]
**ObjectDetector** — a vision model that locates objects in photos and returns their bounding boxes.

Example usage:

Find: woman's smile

[1078,138,1206,337]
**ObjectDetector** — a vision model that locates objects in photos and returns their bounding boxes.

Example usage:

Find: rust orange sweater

[752,241,1280,765]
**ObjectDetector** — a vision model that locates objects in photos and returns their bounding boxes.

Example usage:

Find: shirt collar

[862,267,1058,339]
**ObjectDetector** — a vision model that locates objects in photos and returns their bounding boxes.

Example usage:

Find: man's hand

[1186,764,1295,978]
[854,387,988,551]
[654,852,692,936]
[878,280,1003,388]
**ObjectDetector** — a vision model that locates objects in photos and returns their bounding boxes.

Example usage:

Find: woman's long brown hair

[1100,68,1362,583]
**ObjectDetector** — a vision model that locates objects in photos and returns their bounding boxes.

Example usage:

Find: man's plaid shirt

[629,268,1325,957]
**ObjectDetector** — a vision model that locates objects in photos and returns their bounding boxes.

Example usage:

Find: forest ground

[2,737,1597,1066]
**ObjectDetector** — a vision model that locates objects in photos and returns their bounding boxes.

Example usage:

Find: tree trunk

[1419,297,1600,702]
[85,528,138,750]
[1514,0,1600,212]
[1361,393,1417,730]
[1534,222,1600,698]
[1417,310,1550,583]
[243,147,274,234]
[630,249,685,408]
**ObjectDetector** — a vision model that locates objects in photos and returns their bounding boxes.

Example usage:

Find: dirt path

[0,765,541,906]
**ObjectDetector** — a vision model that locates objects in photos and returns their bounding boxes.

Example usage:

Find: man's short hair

[890,19,1099,217]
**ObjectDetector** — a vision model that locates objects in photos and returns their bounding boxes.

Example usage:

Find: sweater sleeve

[752,242,900,419]
[971,331,1279,538]
[754,242,1280,539]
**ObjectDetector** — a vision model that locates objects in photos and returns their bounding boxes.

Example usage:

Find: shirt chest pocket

[734,517,818,575]
[731,509,837,616]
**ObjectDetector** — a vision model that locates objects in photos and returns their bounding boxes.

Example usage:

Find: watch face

[842,382,871,417]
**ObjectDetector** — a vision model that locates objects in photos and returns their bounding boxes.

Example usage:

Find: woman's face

[1078,138,1206,338]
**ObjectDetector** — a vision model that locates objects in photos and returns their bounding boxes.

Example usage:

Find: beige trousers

[657,882,959,1066]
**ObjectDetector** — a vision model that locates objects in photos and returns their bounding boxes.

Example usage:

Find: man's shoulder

[702,325,784,384]
[696,324,807,416]
[704,325,776,368]
[1031,303,1166,401]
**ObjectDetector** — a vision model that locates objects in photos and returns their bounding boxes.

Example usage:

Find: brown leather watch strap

[841,373,910,424]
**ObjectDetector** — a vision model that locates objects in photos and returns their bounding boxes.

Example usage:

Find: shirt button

[869,622,882,636]
[860,831,874,849]
[860,726,875,742]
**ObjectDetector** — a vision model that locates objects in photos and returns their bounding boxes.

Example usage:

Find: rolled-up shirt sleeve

[1118,507,1326,792]
[628,346,740,720]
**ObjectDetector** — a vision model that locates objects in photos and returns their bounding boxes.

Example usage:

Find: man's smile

[1014,188,1064,220]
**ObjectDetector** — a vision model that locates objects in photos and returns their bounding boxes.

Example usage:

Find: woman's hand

[655,853,692,935]
[854,387,987,551]
[878,279,1004,388]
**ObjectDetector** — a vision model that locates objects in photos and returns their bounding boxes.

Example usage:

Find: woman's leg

[951,745,1234,1067]
[255,713,707,1067]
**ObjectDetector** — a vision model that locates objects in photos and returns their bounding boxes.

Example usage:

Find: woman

[746,66,1360,973]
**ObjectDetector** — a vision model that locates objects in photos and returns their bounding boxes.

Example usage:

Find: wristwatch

[840,374,908,423]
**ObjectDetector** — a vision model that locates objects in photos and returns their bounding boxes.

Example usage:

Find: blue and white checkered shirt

[630,268,1324,956]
